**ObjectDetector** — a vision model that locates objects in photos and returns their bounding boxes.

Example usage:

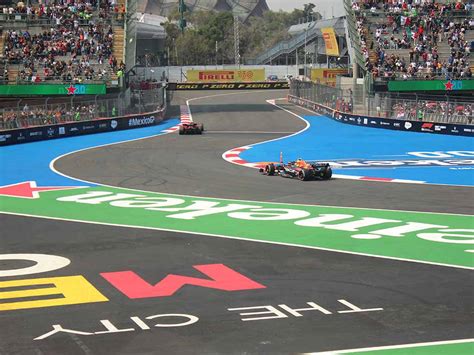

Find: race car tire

[179,127,184,135]
[265,163,275,176]
[298,169,311,181]
[322,167,332,180]
[199,124,204,132]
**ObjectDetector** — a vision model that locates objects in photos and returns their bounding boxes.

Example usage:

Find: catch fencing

[0,86,166,130]
[290,80,473,125]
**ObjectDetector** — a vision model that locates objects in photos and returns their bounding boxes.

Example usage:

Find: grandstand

[0,0,126,86]
[347,0,473,80]
[140,0,269,22]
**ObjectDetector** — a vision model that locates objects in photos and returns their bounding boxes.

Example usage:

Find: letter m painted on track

[100,264,266,299]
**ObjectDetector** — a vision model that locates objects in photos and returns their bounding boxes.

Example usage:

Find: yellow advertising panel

[187,69,265,83]
[311,68,348,87]
[321,27,340,57]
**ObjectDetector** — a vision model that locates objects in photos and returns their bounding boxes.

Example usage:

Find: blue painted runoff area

[0,119,179,187]
[240,115,474,186]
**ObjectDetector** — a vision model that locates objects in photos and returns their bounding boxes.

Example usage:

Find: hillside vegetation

[163,3,321,65]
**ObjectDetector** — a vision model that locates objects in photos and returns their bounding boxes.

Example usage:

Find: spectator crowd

[352,0,473,80]
[2,0,126,83]
[0,103,102,129]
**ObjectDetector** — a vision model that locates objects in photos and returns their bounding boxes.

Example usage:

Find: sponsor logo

[111,120,118,129]
[199,71,235,81]
[329,158,474,168]
[444,80,462,91]
[451,126,459,133]
[29,131,43,137]
[177,84,201,89]
[66,84,87,95]
[17,133,25,141]
[379,121,390,126]
[69,127,79,133]
[207,84,237,89]
[407,151,474,158]
[349,117,355,122]
[98,123,107,129]
[421,123,434,132]
[236,83,271,89]
[356,117,362,124]
[82,125,96,130]
[393,122,401,127]
[0,134,12,142]
[47,127,55,137]
[463,128,472,133]
[404,122,412,130]
[58,127,66,135]
[434,125,447,132]
[128,117,155,127]
[34,296,381,340]
[363,118,368,125]
[0,254,265,312]
[370,120,377,124]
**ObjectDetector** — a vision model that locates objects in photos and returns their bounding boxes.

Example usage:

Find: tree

[303,3,316,18]
[162,4,324,65]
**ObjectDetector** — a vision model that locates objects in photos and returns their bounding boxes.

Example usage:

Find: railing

[376,75,474,81]
[0,73,112,85]
[343,0,368,71]
[353,8,473,20]
[290,80,474,125]
[0,86,165,130]
[0,12,125,26]
[254,18,345,65]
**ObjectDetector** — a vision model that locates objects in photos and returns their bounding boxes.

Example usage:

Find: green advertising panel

[0,84,106,96]
[388,80,474,92]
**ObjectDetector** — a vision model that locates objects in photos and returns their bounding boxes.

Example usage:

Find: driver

[295,158,309,168]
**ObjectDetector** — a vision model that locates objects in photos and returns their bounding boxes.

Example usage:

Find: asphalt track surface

[57,90,473,214]
[1,90,473,354]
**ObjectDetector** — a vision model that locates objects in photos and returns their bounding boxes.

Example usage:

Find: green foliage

[164,4,323,65]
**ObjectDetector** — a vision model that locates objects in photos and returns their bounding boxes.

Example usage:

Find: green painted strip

[0,84,106,96]
[339,340,474,354]
[1,186,473,268]
[388,79,474,92]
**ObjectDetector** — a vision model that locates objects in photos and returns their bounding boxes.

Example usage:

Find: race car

[179,122,204,135]
[259,158,332,181]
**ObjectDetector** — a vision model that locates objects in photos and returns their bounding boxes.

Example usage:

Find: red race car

[179,122,204,135]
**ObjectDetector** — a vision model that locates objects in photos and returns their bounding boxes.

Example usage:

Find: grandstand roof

[288,18,346,37]
[140,0,269,22]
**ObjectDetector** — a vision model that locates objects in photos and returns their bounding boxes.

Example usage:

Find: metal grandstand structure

[126,0,139,71]
[140,0,269,22]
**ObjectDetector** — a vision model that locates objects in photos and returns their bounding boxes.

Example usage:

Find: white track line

[2,211,473,271]
[0,88,465,274]
[221,100,428,185]
[310,338,474,354]
[205,131,295,134]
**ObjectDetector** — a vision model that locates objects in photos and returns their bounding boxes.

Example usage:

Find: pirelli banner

[169,82,289,91]
[321,27,340,57]
[311,68,348,87]
[186,69,265,83]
